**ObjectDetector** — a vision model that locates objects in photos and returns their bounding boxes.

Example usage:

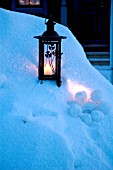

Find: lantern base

[57,80,62,87]
[39,75,57,80]
[38,76,61,87]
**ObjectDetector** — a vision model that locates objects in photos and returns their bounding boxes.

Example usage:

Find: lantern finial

[42,16,59,36]
[45,15,56,33]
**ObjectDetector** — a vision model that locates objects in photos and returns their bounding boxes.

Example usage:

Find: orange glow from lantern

[44,64,52,75]
[24,60,38,76]
[67,79,91,100]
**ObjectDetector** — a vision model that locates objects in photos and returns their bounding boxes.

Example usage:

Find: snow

[0,8,113,170]
[75,91,87,105]
[68,101,82,118]
[91,110,104,122]
[95,65,111,82]
[90,89,102,103]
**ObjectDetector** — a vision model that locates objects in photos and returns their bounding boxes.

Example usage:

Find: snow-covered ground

[0,8,113,170]
[95,65,111,82]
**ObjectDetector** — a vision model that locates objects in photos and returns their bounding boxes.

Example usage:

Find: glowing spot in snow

[67,79,91,100]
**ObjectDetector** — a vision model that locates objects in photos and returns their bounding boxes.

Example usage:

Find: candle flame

[44,64,52,75]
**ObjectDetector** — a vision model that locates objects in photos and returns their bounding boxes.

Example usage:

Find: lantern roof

[34,16,67,39]
[42,15,58,36]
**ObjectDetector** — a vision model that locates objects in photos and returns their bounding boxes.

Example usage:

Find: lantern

[34,16,67,87]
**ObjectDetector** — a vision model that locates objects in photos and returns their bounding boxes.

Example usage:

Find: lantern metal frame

[34,16,66,87]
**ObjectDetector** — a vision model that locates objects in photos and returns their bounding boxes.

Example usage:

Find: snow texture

[90,89,102,103]
[0,8,113,170]
[75,91,87,105]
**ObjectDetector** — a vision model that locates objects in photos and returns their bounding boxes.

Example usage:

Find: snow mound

[96,101,111,115]
[80,113,92,125]
[82,101,96,113]
[90,89,102,103]
[68,101,82,118]
[91,110,104,122]
[75,91,87,105]
[0,116,74,170]
[1,8,113,170]
[68,87,111,125]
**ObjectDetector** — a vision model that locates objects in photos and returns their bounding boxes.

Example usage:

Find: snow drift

[0,8,113,170]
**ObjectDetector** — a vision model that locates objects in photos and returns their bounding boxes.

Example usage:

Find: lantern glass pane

[19,0,40,5]
[44,43,56,76]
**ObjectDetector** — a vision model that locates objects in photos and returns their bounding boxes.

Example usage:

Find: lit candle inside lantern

[44,64,52,75]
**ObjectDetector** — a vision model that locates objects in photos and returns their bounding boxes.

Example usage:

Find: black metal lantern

[34,16,67,87]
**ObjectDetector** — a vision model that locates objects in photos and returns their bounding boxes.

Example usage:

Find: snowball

[80,113,92,125]
[82,101,96,113]
[75,91,87,105]
[96,101,111,115]
[0,74,6,88]
[90,89,102,103]
[91,110,104,122]
[68,102,82,118]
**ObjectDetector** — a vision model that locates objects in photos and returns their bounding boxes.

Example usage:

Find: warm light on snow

[25,61,38,76]
[67,79,91,100]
